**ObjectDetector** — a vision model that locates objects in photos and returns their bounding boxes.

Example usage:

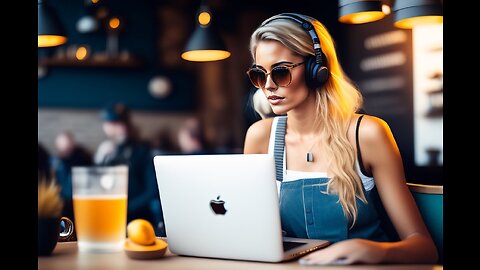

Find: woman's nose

[264,73,277,91]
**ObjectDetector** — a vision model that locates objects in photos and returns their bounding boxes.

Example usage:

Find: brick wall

[38,108,193,155]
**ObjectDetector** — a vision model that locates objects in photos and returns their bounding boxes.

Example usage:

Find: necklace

[306,141,317,163]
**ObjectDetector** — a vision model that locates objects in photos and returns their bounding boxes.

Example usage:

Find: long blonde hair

[250,14,366,226]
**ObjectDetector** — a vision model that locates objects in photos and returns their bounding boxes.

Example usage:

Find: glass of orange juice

[72,166,128,253]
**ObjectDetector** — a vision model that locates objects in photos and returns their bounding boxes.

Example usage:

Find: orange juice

[73,195,127,252]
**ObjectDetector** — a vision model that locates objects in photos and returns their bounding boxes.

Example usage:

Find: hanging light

[38,0,67,47]
[393,0,443,29]
[181,4,230,62]
[338,0,385,24]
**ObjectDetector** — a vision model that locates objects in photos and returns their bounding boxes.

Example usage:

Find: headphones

[261,13,329,89]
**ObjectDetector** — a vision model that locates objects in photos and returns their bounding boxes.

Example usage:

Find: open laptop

[153,154,330,262]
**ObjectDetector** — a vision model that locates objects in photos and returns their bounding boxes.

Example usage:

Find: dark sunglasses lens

[248,69,266,88]
[271,67,291,87]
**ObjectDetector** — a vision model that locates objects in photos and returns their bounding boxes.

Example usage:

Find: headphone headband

[259,13,329,89]
[261,13,323,64]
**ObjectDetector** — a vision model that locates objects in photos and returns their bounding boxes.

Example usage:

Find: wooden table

[38,242,443,270]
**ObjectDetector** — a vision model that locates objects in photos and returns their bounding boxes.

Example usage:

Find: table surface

[38,242,443,270]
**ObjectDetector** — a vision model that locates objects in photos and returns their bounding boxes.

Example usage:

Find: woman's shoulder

[246,117,275,142]
[353,113,394,146]
[244,117,275,153]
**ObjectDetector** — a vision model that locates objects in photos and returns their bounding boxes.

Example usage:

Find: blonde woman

[244,13,438,265]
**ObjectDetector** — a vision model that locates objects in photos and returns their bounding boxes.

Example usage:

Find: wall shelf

[38,56,143,69]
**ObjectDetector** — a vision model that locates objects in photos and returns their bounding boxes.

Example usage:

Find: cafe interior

[38,0,444,268]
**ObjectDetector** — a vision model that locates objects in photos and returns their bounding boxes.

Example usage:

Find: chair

[407,183,443,264]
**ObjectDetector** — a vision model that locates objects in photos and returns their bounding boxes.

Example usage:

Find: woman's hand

[299,239,388,265]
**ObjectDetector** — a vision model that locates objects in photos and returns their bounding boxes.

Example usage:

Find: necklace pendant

[306,152,314,162]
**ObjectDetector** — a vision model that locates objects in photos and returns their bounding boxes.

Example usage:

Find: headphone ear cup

[305,56,329,89]
[304,57,317,89]
[315,65,329,86]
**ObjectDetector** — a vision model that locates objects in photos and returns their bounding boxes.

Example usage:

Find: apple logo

[210,195,227,215]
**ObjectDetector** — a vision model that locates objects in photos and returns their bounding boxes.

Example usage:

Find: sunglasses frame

[246,61,305,89]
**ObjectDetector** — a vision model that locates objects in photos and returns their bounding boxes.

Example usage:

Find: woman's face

[254,40,310,115]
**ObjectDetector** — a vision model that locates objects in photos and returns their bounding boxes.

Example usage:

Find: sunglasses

[246,62,305,89]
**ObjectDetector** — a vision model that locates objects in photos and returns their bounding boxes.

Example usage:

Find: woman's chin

[271,105,289,115]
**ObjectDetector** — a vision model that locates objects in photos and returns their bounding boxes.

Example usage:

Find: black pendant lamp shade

[181,6,230,62]
[393,0,443,29]
[38,0,67,47]
[338,0,385,24]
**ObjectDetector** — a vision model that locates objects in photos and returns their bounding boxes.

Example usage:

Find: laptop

[153,154,330,262]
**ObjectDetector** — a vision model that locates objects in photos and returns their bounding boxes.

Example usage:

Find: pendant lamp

[38,0,67,47]
[181,4,230,62]
[338,0,385,24]
[393,0,443,29]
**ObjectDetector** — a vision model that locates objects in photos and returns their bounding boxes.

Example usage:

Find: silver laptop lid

[153,154,285,262]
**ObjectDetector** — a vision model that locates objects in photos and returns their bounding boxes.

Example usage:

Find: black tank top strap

[356,115,373,177]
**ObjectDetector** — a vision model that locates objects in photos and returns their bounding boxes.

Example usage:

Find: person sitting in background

[177,117,210,155]
[148,128,175,235]
[252,88,276,120]
[50,131,93,222]
[94,138,116,165]
[38,142,51,182]
[150,128,175,156]
[94,103,165,236]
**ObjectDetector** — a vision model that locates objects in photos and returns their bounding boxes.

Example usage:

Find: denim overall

[274,116,397,243]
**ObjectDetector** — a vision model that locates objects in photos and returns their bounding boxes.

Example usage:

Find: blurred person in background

[244,87,277,131]
[94,103,165,236]
[38,142,51,182]
[177,117,210,155]
[148,128,175,235]
[150,128,175,156]
[252,88,276,120]
[50,131,93,221]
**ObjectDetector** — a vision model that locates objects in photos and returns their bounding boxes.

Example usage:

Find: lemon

[127,219,157,246]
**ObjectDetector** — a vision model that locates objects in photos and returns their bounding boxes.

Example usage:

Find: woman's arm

[243,118,273,154]
[300,115,438,265]
[361,115,438,263]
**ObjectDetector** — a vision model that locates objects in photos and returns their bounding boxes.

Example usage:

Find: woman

[243,13,438,265]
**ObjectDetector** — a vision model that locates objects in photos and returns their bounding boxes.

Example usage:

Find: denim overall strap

[273,116,287,182]
[273,115,393,243]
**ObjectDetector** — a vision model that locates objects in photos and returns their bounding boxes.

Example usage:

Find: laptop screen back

[153,154,285,262]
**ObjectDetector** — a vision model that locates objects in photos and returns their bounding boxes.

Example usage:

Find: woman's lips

[267,95,285,105]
